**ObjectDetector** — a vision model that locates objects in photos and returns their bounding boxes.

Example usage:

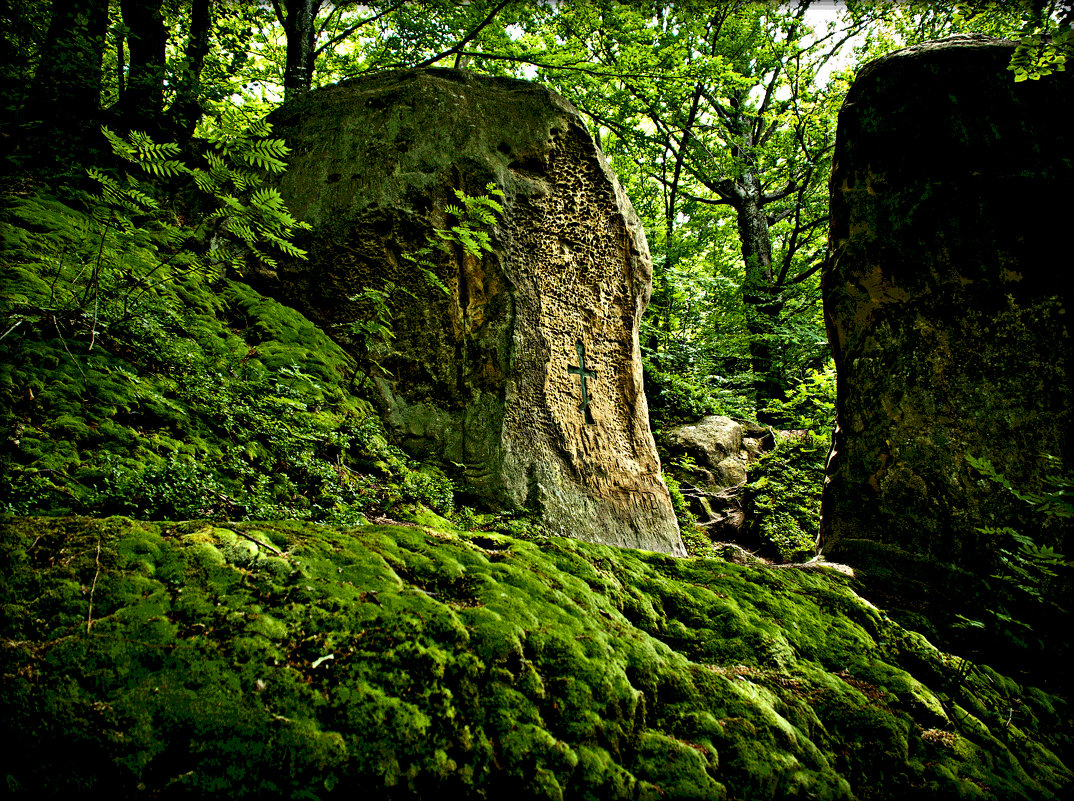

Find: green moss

[0,191,445,526]
[1,516,1069,799]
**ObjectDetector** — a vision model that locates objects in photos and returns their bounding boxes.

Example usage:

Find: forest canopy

[3,0,1070,423]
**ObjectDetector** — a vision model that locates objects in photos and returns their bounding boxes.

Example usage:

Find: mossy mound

[0,191,455,524]
[2,516,1069,799]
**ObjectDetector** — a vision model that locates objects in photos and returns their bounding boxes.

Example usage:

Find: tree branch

[787,257,824,285]
[762,181,799,204]
[415,0,514,69]
[315,2,406,58]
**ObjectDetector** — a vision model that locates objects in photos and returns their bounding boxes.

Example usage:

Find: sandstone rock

[266,69,684,555]
[666,415,752,489]
[681,482,746,537]
[665,416,764,550]
[820,36,1073,567]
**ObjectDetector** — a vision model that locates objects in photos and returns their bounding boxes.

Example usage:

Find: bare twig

[415,0,514,68]
[220,523,287,557]
[86,536,102,635]
[0,317,24,341]
[50,314,87,379]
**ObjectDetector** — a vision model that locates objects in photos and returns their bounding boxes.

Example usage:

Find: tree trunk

[0,1,42,144]
[735,178,786,417]
[723,95,786,417]
[25,0,110,170]
[116,0,168,135]
[280,0,321,102]
[169,0,213,142]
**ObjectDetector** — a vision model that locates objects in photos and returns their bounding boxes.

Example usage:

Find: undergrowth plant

[341,183,504,390]
[743,430,829,563]
[0,119,464,525]
[401,181,504,296]
[2,113,310,355]
[962,453,1072,653]
[742,363,836,562]
[761,360,836,432]
[92,114,311,284]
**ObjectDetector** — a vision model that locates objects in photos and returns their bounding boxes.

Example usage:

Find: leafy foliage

[95,114,312,277]
[710,364,834,563]
[2,114,312,364]
[339,284,397,389]
[401,181,505,296]
[967,454,1074,521]
[954,0,1074,80]
[661,472,707,555]
[743,430,830,563]
[961,454,1072,657]
[643,363,725,428]
[761,360,837,432]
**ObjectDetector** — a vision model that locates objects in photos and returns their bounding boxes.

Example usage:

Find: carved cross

[568,340,596,424]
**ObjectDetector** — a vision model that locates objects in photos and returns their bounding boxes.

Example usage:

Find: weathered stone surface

[266,69,684,555]
[666,415,751,489]
[680,482,747,538]
[665,416,774,550]
[820,36,1073,567]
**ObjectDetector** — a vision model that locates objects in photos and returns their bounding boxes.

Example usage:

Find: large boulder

[265,69,684,555]
[820,36,1073,567]
[665,415,758,489]
[664,417,773,548]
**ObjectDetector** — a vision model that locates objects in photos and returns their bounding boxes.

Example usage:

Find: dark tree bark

[168,0,213,142]
[721,98,789,418]
[115,0,168,134]
[0,0,48,138]
[25,0,110,169]
[735,188,786,418]
[274,0,323,102]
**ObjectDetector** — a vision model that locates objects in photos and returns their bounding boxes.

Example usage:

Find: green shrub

[662,473,711,556]
[644,363,726,426]
[743,430,829,563]
[0,186,450,524]
[761,360,836,431]
[403,469,456,517]
[961,454,1072,662]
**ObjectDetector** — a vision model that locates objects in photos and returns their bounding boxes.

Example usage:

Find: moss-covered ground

[1,515,1070,799]
[2,185,1070,799]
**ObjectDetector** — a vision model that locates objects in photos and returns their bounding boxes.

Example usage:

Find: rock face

[820,36,1073,566]
[664,417,771,543]
[266,69,684,555]
[666,416,753,489]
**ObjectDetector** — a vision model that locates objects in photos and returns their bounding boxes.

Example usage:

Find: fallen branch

[86,536,102,635]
